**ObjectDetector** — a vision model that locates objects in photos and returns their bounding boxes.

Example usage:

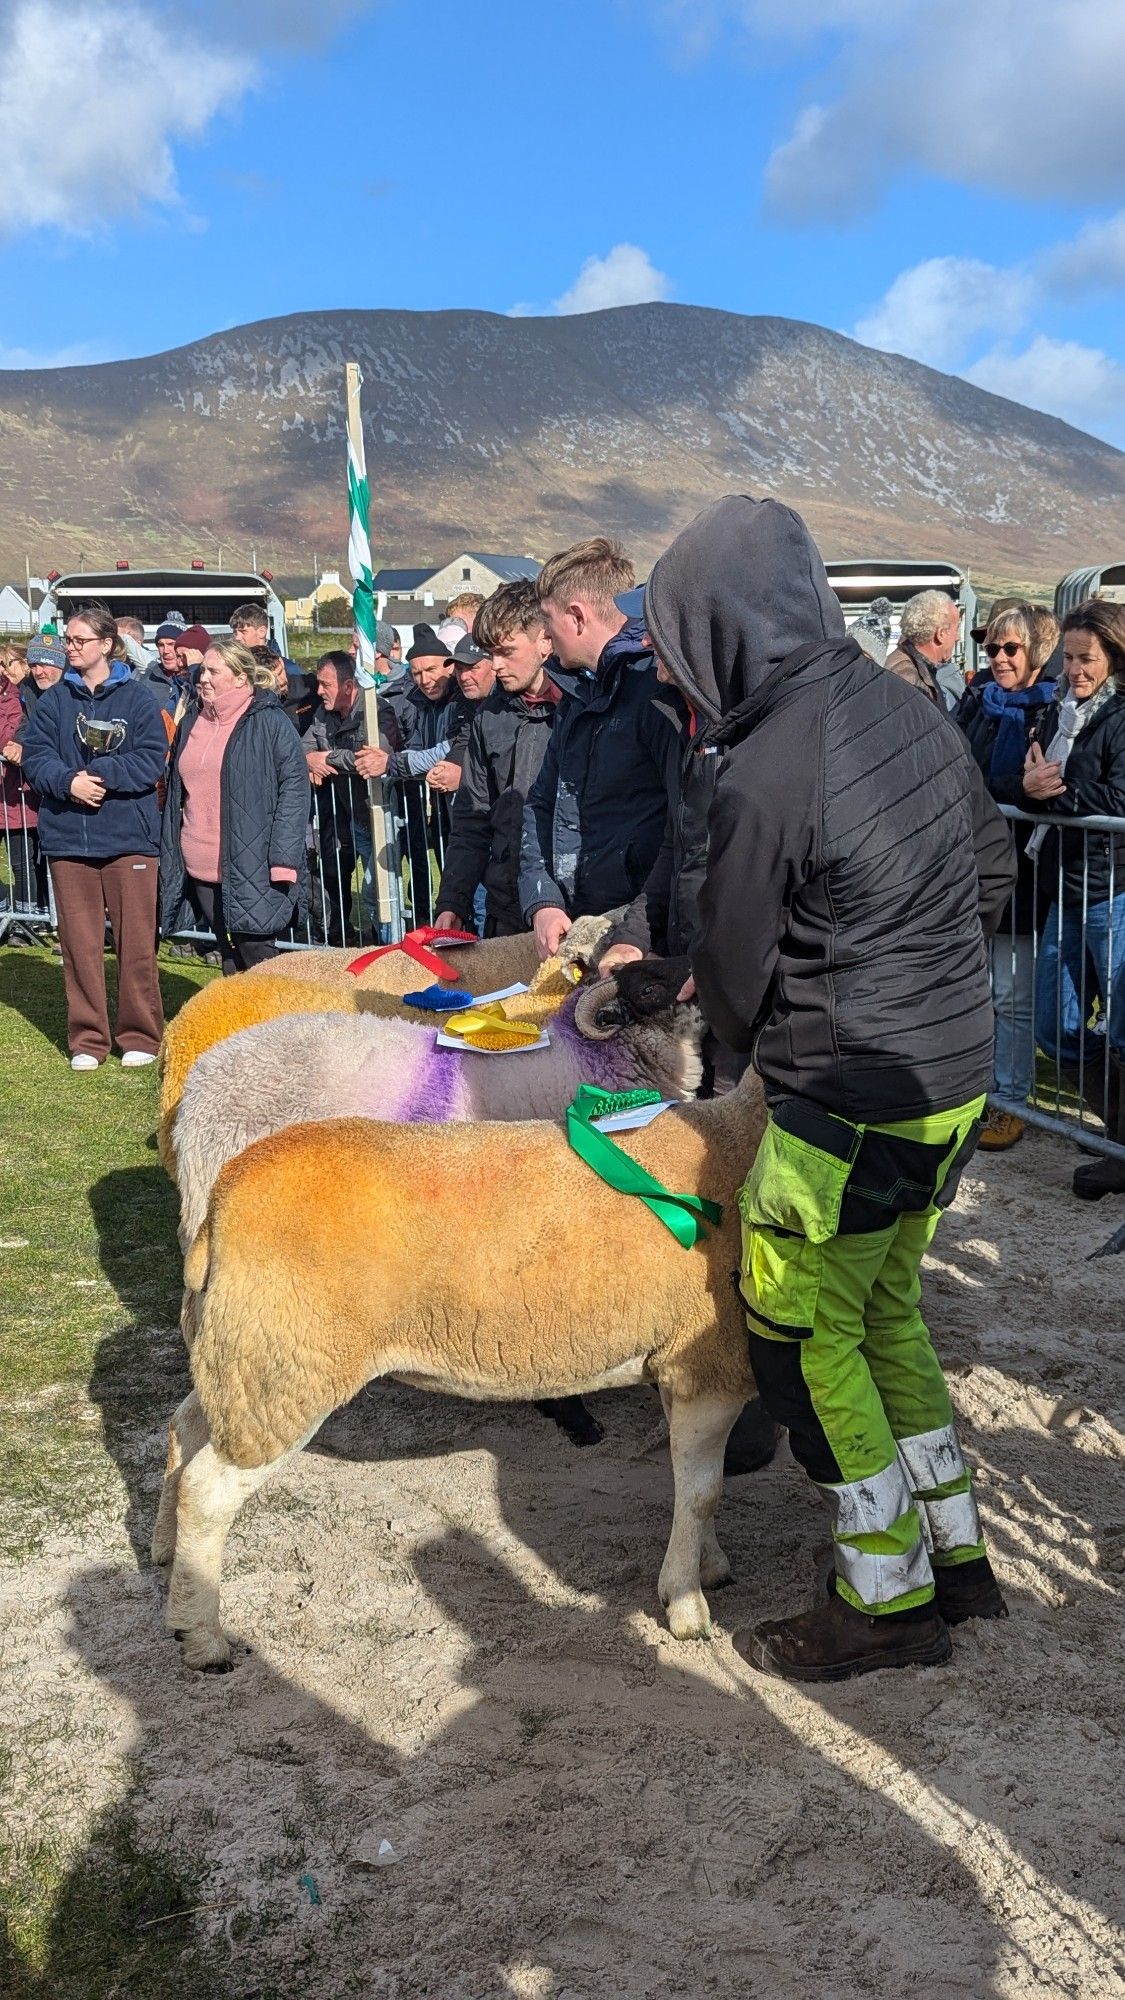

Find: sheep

[157,914,617,1157]
[249,930,539,995]
[169,974,706,1252]
[154,958,768,1670]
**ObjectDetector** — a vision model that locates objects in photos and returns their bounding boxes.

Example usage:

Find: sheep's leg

[657,1391,743,1640]
[151,1388,209,1566]
[166,1440,278,1671]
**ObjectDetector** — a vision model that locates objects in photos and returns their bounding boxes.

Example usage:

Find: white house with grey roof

[373,552,540,617]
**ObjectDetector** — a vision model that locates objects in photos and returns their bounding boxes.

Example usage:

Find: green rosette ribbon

[565,1085,722,1250]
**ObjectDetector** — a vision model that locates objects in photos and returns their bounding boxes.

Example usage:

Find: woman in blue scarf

[955,602,1058,1148]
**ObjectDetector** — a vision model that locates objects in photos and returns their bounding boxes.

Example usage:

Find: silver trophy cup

[76,714,127,755]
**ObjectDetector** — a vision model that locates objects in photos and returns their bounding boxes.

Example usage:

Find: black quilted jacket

[160,689,310,937]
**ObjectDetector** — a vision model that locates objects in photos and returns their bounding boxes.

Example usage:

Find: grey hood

[643,494,846,724]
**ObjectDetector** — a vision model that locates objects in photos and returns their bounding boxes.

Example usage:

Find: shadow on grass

[87,1166,192,1568]
[0,947,206,1057]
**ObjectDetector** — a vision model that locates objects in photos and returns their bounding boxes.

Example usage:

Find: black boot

[933,1555,1008,1624]
[735,1589,951,1684]
[1073,1058,1125,1199]
[723,1397,782,1477]
[534,1396,604,1448]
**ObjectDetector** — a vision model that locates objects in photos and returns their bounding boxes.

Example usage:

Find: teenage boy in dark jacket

[435,583,560,937]
[648,495,1016,1685]
[519,540,682,960]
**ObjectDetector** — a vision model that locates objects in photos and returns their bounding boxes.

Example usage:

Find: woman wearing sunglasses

[1022,599,1125,1197]
[955,602,1059,1149]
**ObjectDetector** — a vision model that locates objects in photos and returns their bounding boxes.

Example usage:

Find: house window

[461,566,471,581]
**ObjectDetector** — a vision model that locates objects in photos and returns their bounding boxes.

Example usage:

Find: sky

[2,0,1125,443]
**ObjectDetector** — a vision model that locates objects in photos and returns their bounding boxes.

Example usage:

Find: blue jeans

[990,931,1036,1103]
[1035,895,1125,1067]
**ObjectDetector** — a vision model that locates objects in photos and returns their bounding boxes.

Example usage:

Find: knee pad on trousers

[746,1325,843,1485]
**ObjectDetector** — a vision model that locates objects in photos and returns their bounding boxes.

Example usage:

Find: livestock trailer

[38,567,288,652]
[823,558,977,672]
[1055,564,1125,618]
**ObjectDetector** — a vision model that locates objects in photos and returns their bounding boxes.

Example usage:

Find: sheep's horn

[573,977,627,1040]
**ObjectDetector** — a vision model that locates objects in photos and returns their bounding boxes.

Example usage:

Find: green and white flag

[346,365,377,681]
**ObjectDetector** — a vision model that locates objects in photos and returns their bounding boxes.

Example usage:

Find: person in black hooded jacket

[646,494,1016,1687]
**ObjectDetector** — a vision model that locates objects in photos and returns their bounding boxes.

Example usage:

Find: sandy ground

[1,1128,1123,1999]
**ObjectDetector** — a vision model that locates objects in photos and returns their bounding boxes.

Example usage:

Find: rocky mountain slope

[0,304,1121,582]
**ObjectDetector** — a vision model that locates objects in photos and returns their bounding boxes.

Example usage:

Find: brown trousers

[49,855,164,1059]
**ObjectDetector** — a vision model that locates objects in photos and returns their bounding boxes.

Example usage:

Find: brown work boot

[978,1106,1024,1151]
[735,1589,952,1683]
[933,1555,1008,1625]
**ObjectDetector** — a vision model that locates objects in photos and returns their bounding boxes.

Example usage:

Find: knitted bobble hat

[850,596,893,668]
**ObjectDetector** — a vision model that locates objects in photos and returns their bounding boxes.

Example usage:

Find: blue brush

[403,984,474,1011]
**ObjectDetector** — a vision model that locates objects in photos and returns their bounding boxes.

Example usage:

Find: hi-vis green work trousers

[739,1095,988,1616]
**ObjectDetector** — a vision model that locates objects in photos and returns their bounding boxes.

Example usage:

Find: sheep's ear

[574,980,626,1040]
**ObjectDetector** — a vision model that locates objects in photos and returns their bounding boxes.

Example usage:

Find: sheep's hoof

[176,1627,233,1672]
[665,1593,713,1642]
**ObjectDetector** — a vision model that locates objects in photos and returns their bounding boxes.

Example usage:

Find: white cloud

[759,1,1125,219]
[1043,209,1125,294]
[964,337,1125,433]
[552,244,672,315]
[0,1,254,235]
[853,255,1031,370]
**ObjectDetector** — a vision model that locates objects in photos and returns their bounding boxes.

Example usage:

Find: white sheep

[169,974,705,1253]
[155,959,768,1671]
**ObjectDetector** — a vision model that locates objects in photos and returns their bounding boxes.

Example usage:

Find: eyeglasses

[984,641,1022,660]
[64,634,99,649]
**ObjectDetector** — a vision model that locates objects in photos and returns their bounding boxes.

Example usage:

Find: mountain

[1,304,1122,584]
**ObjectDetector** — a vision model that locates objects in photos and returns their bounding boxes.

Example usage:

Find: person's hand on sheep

[533,907,572,961]
[433,909,464,932]
[355,745,389,780]
[677,972,697,1002]
[426,759,461,793]
[597,942,645,977]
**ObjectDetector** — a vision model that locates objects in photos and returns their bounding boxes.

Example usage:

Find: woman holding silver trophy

[22,607,168,1071]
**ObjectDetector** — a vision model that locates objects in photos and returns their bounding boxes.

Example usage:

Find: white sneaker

[121,1050,156,1068]
[70,1053,101,1071]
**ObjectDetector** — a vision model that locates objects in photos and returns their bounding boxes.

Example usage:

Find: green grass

[0,944,251,1994]
[0,944,220,1559]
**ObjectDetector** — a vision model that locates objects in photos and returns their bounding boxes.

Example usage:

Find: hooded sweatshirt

[647,494,1016,1121]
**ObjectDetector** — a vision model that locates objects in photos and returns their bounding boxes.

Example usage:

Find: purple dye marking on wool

[398,1041,467,1123]
[551,990,640,1094]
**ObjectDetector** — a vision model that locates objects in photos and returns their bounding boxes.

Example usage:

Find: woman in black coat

[160,639,310,974]
[954,601,1058,1150]
[1022,599,1125,1196]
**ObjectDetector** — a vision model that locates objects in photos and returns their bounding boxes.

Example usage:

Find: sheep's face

[573,957,705,1102]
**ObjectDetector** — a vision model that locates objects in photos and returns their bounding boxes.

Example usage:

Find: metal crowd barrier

[991,806,1124,1160]
[0,781,449,951]
[7,784,1121,1172]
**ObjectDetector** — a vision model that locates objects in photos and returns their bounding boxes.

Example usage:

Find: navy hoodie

[22,660,169,861]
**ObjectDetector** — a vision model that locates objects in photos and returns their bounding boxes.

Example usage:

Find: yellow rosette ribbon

[440,1002,543,1052]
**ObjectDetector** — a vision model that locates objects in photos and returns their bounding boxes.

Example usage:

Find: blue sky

[3,0,1125,442]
